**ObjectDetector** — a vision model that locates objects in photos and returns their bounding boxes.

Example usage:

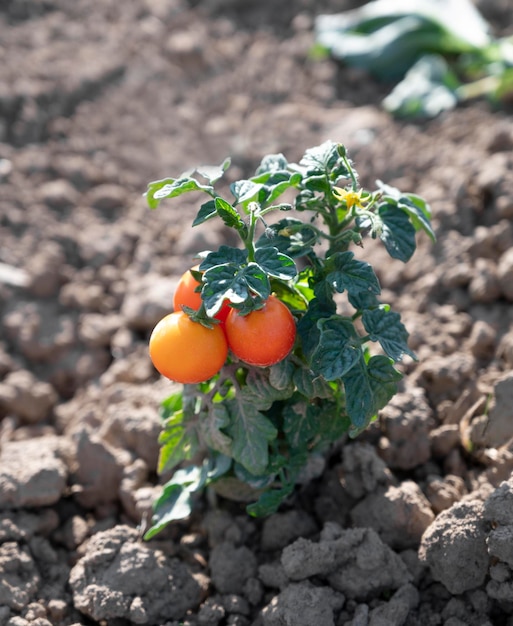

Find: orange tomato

[149,311,228,384]
[225,295,296,367]
[173,265,231,323]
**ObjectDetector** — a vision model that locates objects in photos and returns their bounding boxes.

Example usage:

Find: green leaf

[383,54,459,118]
[347,290,381,311]
[144,483,194,539]
[341,355,374,429]
[362,306,417,361]
[296,298,336,359]
[494,64,513,101]
[226,397,278,475]
[368,354,403,388]
[144,456,231,539]
[199,245,247,270]
[294,188,320,212]
[315,0,491,80]
[157,410,199,474]
[160,390,184,418]
[229,294,267,316]
[269,278,310,311]
[145,464,206,539]
[215,197,247,235]
[255,246,297,280]
[246,485,295,517]
[342,353,403,432]
[376,181,435,242]
[298,140,350,181]
[242,263,272,300]
[198,264,270,318]
[355,211,384,241]
[312,278,335,309]
[243,368,294,407]
[145,177,213,209]
[299,142,335,173]
[231,179,263,205]
[283,400,321,449]
[193,200,217,227]
[237,169,302,207]
[233,461,281,490]
[398,194,436,242]
[261,173,302,206]
[315,401,351,449]
[303,174,331,193]
[201,263,249,316]
[286,446,310,480]
[208,453,233,481]
[255,153,289,176]
[317,16,441,80]
[194,157,231,184]
[269,359,295,391]
[293,366,333,399]
[326,251,381,298]
[378,203,417,262]
[251,171,287,185]
[198,403,233,457]
[310,316,361,381]
[256,218,316,258]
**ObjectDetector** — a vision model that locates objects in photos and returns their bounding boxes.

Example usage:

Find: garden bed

[1,0,513,624]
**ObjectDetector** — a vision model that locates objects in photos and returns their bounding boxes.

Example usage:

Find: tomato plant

[149,311,228,384]
[225,295,296,367]
[143,140,434,538]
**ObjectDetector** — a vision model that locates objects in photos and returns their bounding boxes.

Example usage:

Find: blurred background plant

[314,0,513,117]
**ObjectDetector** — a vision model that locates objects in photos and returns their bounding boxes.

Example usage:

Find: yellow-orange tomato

[149,311,228,384]
[225,296,296,367]
[173,265,231,323]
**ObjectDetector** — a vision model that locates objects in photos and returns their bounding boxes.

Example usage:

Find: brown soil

[2,1,513,625]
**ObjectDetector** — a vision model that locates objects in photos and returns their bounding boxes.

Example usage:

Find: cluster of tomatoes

[149,266,296,384]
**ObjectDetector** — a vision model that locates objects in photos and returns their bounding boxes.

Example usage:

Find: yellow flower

[333,187,366,210]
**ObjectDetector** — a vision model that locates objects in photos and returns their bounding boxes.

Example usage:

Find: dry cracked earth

[2,0,513,625]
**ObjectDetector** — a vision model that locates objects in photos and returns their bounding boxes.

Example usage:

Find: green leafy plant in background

[315,0,513,117]
[143,141,434,539]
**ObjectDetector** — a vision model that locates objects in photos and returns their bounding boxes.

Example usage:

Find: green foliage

[315,0,513,117]
[143,140,433,538]
[144,454,231,540]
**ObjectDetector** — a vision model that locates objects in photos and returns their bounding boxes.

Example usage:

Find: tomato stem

[341,150,358,191]
[245,202,260,263]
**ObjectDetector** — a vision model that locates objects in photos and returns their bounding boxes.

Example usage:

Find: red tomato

[225,295,296,367]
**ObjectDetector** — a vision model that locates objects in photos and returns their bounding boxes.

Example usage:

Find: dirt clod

[69,525,205,624]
